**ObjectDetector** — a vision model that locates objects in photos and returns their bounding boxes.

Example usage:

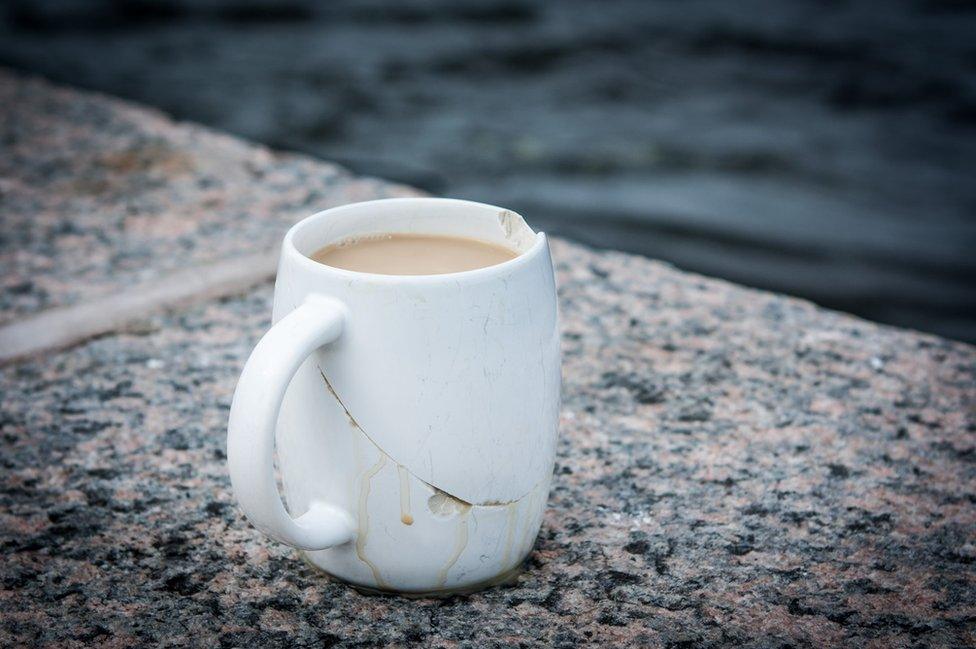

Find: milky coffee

[311,233,518,276]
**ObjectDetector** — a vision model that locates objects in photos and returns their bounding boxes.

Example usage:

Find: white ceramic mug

[227,198,560,594]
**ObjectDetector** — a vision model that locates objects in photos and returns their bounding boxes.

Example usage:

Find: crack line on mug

[316,365,541,508]
[356,453,388,589]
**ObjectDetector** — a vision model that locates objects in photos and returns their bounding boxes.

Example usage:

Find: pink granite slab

[1,69,974,647]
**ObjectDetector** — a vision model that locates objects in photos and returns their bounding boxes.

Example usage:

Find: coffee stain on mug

[518,489,540,556]
[397,464,413,525]
[436,506,471,588]
[356,454,388,589]
[501,502,518,570]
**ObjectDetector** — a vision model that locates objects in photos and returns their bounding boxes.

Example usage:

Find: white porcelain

[227,198,560,594]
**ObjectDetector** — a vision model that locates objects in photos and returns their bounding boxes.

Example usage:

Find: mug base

[298,551,526,598]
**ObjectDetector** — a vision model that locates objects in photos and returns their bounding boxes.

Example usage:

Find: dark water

[2,0,975,341]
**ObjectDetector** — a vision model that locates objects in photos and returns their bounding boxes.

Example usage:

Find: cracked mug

[227,198,560,594]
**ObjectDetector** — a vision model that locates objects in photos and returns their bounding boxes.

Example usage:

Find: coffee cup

[227,198,561,594]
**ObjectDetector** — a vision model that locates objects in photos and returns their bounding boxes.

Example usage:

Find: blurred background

[1,0,974,341]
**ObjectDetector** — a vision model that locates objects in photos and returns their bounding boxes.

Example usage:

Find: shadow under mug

[227,198,561,594]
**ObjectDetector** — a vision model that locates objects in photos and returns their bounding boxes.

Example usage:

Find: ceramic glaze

[227,198,561,593]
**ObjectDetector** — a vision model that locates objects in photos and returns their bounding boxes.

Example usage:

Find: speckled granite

[0,69,419,325]
[2,71,975,647]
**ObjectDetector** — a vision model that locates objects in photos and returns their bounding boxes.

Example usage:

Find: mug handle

[227,296,356,550]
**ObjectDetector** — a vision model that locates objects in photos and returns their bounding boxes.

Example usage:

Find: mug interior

[288,198,539,263]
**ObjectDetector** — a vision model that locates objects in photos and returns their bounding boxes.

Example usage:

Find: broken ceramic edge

[497,209,537,252]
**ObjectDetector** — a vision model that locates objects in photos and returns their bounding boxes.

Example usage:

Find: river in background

[2,0,974,341]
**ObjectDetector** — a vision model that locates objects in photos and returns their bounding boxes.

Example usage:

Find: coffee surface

[311,233,518,275]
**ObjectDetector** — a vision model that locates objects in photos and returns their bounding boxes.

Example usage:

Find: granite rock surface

[1,70,975,647]
[0,69,419,325]
[3,0,976,340]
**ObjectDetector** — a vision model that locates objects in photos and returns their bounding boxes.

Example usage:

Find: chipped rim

[283,197,548,284]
